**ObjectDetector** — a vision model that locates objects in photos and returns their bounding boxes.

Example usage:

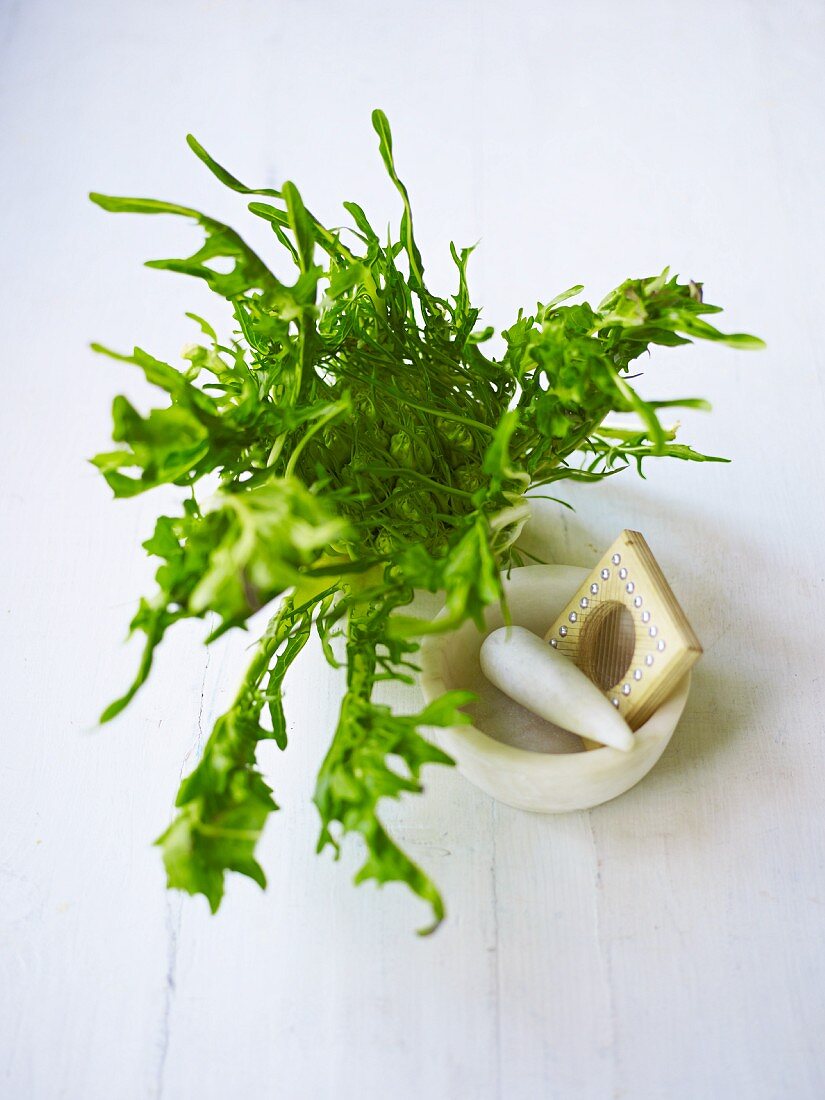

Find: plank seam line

[153,635,212,1098]
[587,811,619,1089]
[492,799,502,1100]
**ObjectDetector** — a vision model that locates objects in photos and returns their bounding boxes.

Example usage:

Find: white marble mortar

[418,564,691,812]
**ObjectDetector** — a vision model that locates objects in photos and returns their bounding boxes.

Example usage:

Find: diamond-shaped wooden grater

[543,530,702,732]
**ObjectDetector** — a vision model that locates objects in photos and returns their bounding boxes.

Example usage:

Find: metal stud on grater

[544,530,702,733]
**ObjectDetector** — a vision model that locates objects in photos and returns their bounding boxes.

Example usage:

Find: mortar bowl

[418,564,691,813]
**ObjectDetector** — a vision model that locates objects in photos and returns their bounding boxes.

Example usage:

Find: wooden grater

[543,530,702,733]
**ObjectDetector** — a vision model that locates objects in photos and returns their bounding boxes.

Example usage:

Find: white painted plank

[2,0,825,1098]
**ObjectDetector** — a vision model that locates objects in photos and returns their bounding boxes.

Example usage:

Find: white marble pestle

[479,625,635,752]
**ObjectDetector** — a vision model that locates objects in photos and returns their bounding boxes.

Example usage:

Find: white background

[2,1,825,1097]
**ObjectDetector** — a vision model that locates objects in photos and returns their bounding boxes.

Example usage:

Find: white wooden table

[3,2,825,1097]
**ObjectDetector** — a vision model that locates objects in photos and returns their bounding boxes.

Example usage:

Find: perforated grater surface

[543,530,702,732]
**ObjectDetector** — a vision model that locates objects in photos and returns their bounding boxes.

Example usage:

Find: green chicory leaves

[91,110,762,932]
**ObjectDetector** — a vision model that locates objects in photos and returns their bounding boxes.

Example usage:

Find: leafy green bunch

[91,110,762,931]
